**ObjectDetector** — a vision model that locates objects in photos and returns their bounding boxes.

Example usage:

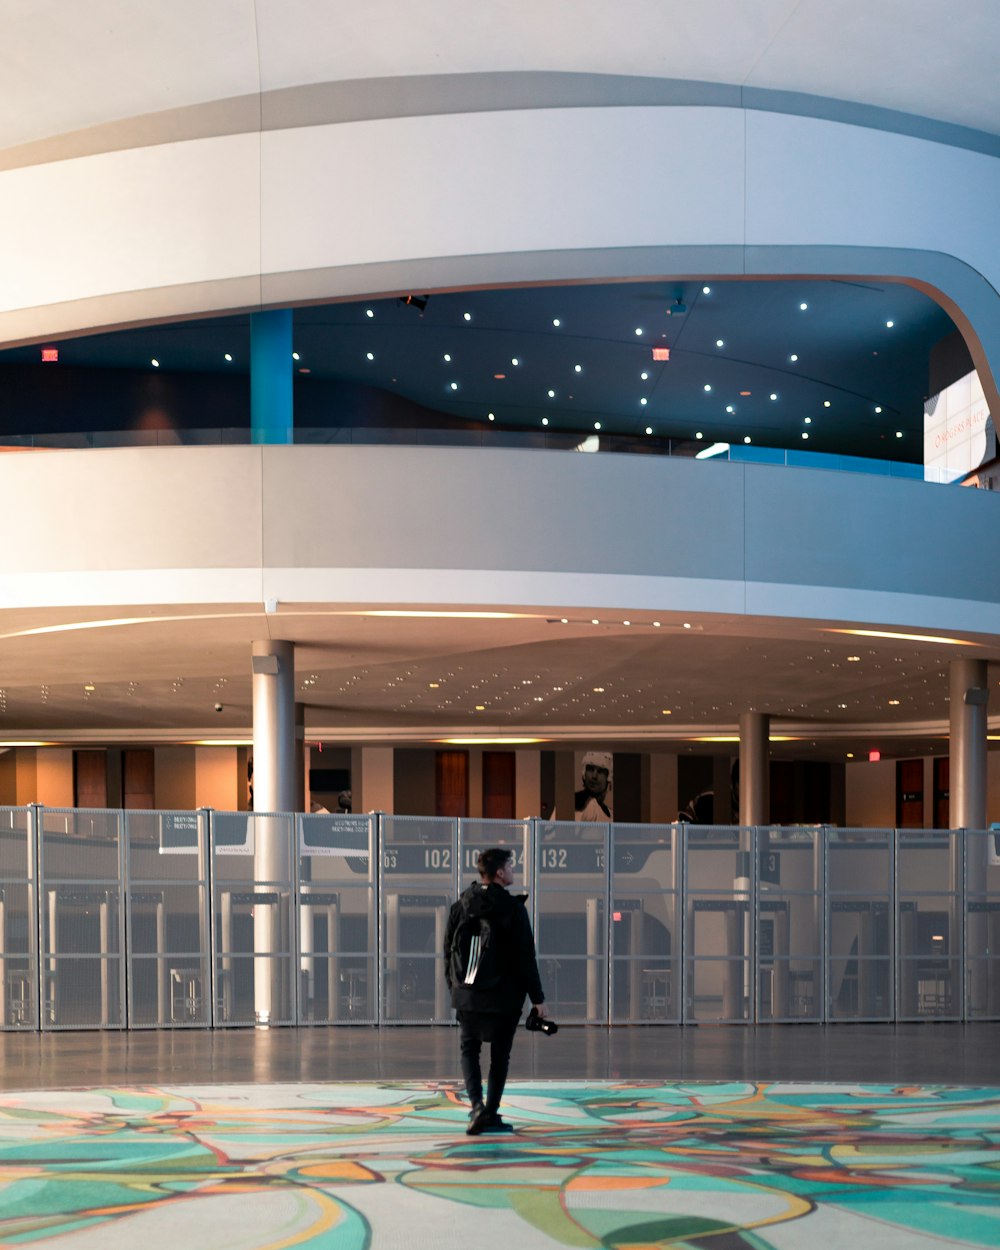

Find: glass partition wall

[2,809,998,1029]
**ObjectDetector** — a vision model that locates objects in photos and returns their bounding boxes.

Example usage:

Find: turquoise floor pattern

[0,1081,997,1247]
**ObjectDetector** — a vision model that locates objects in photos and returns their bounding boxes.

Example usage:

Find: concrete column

[294,703,306,813]
[251,309,293,444]
[252,639,295,1026]
[950,658,988,829]
[739,712,770,828]
[252,641,296,812]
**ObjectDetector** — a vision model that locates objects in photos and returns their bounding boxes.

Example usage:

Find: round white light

[547,389,556,398]
[641,371,649,380]
[542,417,549,426]
[886,320,894,328]
[800,302,808,311]
[292,352,300,361]
[488,413,495,421]
[640,397,648,406]
[896,430,903,438]
[464,312,472,321]
[823,400,831,408]
[726,405,734,413]
[789,354,798,362]
[744,436,751,444]
[224,353,233,362]
[511,357,519,366]
[696,431,703,439]
[635,327,643,336]
[716,339,724,348]
[770,393,778,401]
[875,405,882,413]
[151,358,159,368]
[645,426,653,435]
[804,416,812,424]
[802,432,809,439]
[594,422,602,430]
[443,353,451,362]
[574,364,582,373]
[366,352,374,361]
[552,318,561,327]
[704,384,712,392]
[365,309,374,318]
[702,286,711,295]
[450,381,458,390]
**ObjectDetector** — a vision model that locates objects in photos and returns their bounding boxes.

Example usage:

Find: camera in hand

[525,1007,558,1036]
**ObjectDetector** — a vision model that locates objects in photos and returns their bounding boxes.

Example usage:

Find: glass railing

[2,808,997,1030]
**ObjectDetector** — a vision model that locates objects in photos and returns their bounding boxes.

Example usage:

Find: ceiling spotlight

[804,416,812,424]
[823,400,831,408]
[151,358,160,367]
[366,352,375,361]
[542,417,549,426]
[875,405,883,413]
[399,294,428,311]
[802,432,809,439]
[449,381,458,390]
[635,327,644,336]
[789,354,798,362]
[487,412,495,421]
[463,312,472,321]
[683,622,692,629]
[702,286,711,295]
[716,339,724,348]
[292,352,300,361]
[574,364,583,373]
[770,392,778,401]
[552,318,561,327]
[224,353,233,362]
[547,389,556,398]
[443,353,451,362]
[896,430,903,438]
[641,371,649,380]
[744,435,751,443]
[511,357,520,366]
[594,421,602,430]
[640,397,648,406]
[695,431,703,439]
[704,384,712,392]
[726,405,734,413]
[645,426,653,435]
[365,309,374,318]
[886,320,894,328]
[799,302,808,311]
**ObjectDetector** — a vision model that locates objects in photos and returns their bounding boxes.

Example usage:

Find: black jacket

[444,881,545,1014]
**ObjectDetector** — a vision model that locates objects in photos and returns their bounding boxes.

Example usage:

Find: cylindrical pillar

[950,658,988,830]
[252,640,295,1025]
[739,712,770,828]
[252,641,296,813]
[251,309,293,444]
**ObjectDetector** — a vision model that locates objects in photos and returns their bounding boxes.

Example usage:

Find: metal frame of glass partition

[1,808,999,1030]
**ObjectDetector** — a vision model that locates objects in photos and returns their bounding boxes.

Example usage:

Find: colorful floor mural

[0,1080,997,1247]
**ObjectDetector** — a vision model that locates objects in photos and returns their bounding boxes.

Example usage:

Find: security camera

[214,702,224,713]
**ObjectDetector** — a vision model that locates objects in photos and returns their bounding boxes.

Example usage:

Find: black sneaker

[466,1104,490,1136]
[480,1112,514,1133]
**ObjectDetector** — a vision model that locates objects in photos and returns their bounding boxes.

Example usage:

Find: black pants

[458,1009,521,1112]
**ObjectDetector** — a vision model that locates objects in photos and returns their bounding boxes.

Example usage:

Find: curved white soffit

[0,106,999,384]
[0,445,999,639]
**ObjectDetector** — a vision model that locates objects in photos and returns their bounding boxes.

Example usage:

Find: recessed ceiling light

[224,353,233,362]
[593,686,605,693]
[726,405,734,413]
[84,683,95,692]
[475,704,485,711]
[695,431,703,439]
[623,620,631,626]
[804,416,812,424]
[365,309,374,318]
[428,682,440,689]
[847,752,854,759]
[488,412,495,421]
[799,302,808,311]
[802,432,809,439]
[463,312,472,322]
[683,622,692,629]
[449,381,458,390]
[875,405,882,413]
[847,655,860,661]
[770,392,778,401]
[541,417,549,425]
[645,426,653,435]
[591,619,599,625]
[151,359,160,367]
[560,618,568,624]
[366,352,374,361]
[552,318,561,327]
[702,286,711,295]
[511,357,519,366]
[547,389,556,398]
[662,708,672,715]
[716,339,724,348]
[886,320,894,328]
[635,328,643,336]
[640,397,648,406]
[292,351,300,361]
[888,698,901,705]
[443,353,451,362]
[838,702,848,709]
[574,364,583,373]
[653,621,661,627]
[823,400,831,407]
[704,384,712,392]
[594,421,601,430]
[641,371,649,380]
[789,354,798,362]
[896,430,903,438]
[744,435,751,443]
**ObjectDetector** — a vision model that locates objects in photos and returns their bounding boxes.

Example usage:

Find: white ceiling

[1,1,997,149]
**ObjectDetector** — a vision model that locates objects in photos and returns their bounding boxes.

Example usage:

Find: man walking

[444,846,547,1135]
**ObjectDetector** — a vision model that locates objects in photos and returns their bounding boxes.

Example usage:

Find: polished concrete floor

[0,1023,996,1091]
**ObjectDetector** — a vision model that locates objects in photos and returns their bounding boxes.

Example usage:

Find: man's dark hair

[477,846,513,879]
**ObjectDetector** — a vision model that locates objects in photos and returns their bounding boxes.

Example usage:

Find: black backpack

[449,900,502,990]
